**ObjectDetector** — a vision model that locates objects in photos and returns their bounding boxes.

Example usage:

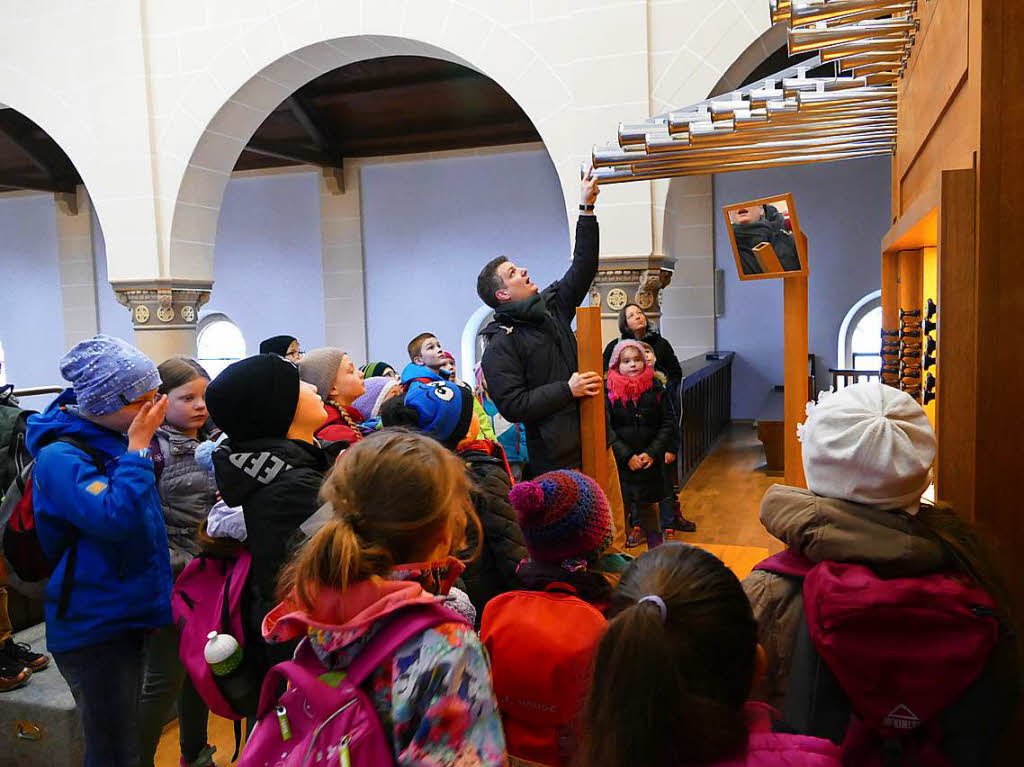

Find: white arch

[837,289,882,368]
[160,18,573,284]
[460,304,494,383]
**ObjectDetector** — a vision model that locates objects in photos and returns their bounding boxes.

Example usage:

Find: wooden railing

[674,352,734,485]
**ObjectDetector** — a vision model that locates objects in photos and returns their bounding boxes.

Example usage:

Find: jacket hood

[25,388,127,457]
[212,436,327,507]
[399,362,444,386]
[760,484,948,577]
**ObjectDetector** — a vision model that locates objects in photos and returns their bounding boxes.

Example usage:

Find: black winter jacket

[213,437,328,638]
[607,383,675,504]
[480,216,599,474]
[458,442,528,615]
[602,329,683,389]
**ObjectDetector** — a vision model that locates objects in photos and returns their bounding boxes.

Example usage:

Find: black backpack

[0,385,34,505]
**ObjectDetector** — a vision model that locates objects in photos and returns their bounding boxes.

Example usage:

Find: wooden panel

[898,84,977,213]
[881,251,900,333]
[783,270,808,488]
[575,307,608,491]
[882,178,938,254]
[896,0,970,187]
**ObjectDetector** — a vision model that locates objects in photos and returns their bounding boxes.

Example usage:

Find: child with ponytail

[577,544,841,767]
[262,430,507,766]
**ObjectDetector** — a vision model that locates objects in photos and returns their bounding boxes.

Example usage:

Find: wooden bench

[756,385,785,475]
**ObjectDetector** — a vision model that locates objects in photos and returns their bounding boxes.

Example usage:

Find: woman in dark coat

[602,304,683,389]
[606,340,674,550]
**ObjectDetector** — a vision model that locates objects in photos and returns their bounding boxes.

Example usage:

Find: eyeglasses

[285,350,305,360]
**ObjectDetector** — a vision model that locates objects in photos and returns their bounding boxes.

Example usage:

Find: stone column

[55,188,100,350]
[590,256,674,347]
[319,164,367,362]
[114,283,211,362]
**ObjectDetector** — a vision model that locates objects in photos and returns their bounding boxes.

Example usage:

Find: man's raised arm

[550,167,601,323]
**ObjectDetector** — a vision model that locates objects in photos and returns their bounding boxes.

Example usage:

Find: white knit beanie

[798,382,936,513]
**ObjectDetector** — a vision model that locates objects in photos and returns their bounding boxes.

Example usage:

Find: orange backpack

[481,584,607,767]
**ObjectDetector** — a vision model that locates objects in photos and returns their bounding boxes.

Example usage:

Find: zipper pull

[276,705,292,742]
[339,734,352,767]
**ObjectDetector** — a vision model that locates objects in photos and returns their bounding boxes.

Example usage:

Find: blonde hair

[277,429,481,609]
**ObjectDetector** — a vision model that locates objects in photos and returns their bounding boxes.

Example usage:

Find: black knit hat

[206,354,300,442]
[259,335,297,357]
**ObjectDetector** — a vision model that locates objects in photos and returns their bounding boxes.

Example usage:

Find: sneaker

[0,655,30,693]
[180,744,217,767]
[2,638,49,672]
[626,525,645,548]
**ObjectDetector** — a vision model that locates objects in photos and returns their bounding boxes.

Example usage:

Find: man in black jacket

[477,169,625,549]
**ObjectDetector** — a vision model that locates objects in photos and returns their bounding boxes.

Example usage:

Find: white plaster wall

[0,0,770,286]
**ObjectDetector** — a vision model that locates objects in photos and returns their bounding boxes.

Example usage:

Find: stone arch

[161,15,574,283]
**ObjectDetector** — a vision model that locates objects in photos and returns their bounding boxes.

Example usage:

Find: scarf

[494,293,550,325]
[606,365,654,405]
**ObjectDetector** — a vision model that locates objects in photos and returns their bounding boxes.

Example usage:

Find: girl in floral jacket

[263,429,507,767]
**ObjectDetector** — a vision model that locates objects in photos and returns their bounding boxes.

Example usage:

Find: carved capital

[113,282,212,331]
[591,258,673,320]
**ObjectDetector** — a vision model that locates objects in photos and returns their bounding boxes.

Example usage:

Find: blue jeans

[54,631,147,767]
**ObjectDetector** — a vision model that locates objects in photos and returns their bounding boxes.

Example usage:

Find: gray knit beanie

[298,347,346,402]
[59,335,160,415]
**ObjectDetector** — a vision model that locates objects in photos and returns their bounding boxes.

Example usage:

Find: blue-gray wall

[713,155,891,419]
[207,170,326,355]
[360,148,568,370]
[92,205,134,340]
[0,194,64,407]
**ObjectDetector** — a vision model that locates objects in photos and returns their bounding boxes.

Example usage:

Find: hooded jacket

[314,401,364,446]
[263,571,507,766]
[602,329,683,389]
[742,484,949,709]
[212,436,328,634]
[480,216,599,474]
[606,380,675,504]
[26,389,173,653]
[457,440,528,613]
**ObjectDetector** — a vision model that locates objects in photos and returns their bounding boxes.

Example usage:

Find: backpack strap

[254,602,468,720]
[43,436,109,619]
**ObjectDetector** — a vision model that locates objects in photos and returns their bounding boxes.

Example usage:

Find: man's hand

[628,455,645,471]
[568,371,603,398]
[127,396,168,452]
[665,452,677,465]
[581,165,600,208]
[637,452,654,469]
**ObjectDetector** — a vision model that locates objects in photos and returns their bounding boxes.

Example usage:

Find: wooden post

[783,237,809,487]
[575,306,609,490]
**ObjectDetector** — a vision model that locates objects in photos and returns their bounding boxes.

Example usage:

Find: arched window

[837,290,882,373]
[197,314,246,379]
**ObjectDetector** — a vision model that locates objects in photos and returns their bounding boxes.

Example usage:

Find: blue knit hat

[59,334,160,416]
[382,380,474,448]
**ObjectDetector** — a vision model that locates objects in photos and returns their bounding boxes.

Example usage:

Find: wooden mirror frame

[722,193,809,282]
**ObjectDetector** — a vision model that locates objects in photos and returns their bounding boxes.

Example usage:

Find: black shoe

[2,638,49,672]
[0,654,30,693]
[673,514,697,533]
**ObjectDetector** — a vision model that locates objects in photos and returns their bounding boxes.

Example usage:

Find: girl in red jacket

[298,347,365,447]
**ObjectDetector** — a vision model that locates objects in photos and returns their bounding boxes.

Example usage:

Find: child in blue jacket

[26,335,172,767]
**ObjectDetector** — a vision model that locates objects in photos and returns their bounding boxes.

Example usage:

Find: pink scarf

[606,365,654,404]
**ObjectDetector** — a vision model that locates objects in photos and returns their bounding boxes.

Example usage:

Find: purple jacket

[708,703,841,767]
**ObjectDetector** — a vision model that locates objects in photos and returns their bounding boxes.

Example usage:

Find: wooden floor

[155,422,784,766]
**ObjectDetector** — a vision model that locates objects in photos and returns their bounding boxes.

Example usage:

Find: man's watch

[579,203,595,212]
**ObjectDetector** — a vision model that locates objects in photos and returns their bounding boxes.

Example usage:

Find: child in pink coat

[576,543,841,767]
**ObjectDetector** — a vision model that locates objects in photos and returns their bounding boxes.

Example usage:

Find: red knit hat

[509,470,613,566]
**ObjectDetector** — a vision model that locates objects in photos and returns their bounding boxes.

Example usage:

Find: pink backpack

[238,602,468,767]
[172,550,262,723]
[755,552,1005,766]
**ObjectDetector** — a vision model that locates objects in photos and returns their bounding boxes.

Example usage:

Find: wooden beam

[783,268,809,488]
[0,173,76,194]
[576,306,609,491]
[285,95,339,155]
[243,140,341,169]
[0,108,78,184]
[302,69,481,103]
